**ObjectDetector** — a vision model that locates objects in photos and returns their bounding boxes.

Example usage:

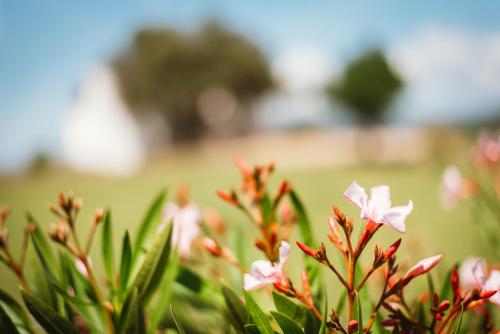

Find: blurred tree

[112,22,273,142]
[326,49,403,123]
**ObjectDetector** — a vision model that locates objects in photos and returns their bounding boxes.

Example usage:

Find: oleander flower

[159,202,201,256]
[244,241,290,291]
[459,257,500,306]
[440,166,471,209]
[344,181,413,233]
[473,130,500,167]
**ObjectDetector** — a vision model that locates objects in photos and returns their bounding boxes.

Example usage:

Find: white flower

[440,166,466,209]
[244,241,290,291]
[158,202,201,256]
[459,257,500,306]
[344,181,413,233]
[483,270,500,306]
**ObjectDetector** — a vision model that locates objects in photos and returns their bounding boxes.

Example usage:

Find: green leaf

[119,232,132,296]
[243,291,273,334]
[288,190,320,286]
[29,221,60,311]
[452,304,464,334]
[355,292,363,333]
[272,291,304,321]
[21,290,79,334]
[149,249,179,333]
[170,306,187,334]
[0,289,34,333]
[439,266,455,302]
[318,286,328,334]
[260,194,273,227]
[176,265,204,292]
[128,222,173,303]
[102,210,115,286]
[119,287,139,334]
[272,311,304,334]
[0,304,21,334]
[222,286,248,332]
[244,324,260,334]
[288,190,314,245]
[335,289,347,316]
[131,190,166,271]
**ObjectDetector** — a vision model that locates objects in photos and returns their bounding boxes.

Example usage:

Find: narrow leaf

[102,210,115,285]
[244,324,259,334]
[170,306,187,334]
[243,291,273,334]
[318,286,328,334]
[273,291,304,321]
[0,289,33,333]
[272,311,304,334]
[131,190,166,271]
[0,304,21,334]
[222,286,248,332]
[119,232,132,295]
[129,222,173,303]
[21,290,79,334]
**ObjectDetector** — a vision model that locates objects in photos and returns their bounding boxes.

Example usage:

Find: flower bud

[383,239,401,259]
[479,290,497,300]
[94,208,105,224]
[296,241,316,257]
[202,237,222,257]
[348,320,359,332]
[436,300,450,312]
[217,190,239,206]
[49,222,69,244]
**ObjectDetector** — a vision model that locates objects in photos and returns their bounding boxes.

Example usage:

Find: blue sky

[1,0,500,169]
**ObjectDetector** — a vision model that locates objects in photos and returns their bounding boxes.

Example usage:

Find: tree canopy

[327,49,403,123]
[112,22,273,141]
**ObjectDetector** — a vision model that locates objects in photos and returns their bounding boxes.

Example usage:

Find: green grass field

[0,156,493,299]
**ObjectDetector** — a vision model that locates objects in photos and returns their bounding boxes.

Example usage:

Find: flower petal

[279,241,290,265]
[459,257,485,290]
[344,181,367,209]
[250,260,275,279]
[244,274,265,291]
[369,185,391,213]
[406,254,442,278]
[483,270,500,306]
[382,201,413,233]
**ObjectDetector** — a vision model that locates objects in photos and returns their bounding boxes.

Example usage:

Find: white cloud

[389,25,500,123]
[62,66,145,175]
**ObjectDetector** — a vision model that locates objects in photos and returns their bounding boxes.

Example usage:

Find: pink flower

[473,130,500,167]
[344,181,413,233]
[244,241,290,291]
[158,202,201,256]
[440,166,468,209]
[405,255,442,278]
[459,257,500,306]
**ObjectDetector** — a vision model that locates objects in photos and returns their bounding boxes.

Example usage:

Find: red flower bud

[296,241,315,257]
[436,300,451,312]
[451,267,459,293]
[348,320,359,332]
[384,238,401,259]
[479,290,497,300]
[217,190,238,206]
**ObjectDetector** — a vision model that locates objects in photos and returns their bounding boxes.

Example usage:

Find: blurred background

[1,0,500,292]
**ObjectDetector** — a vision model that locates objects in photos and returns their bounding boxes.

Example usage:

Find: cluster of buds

[216,156,293,262]
[297,182,445,333]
